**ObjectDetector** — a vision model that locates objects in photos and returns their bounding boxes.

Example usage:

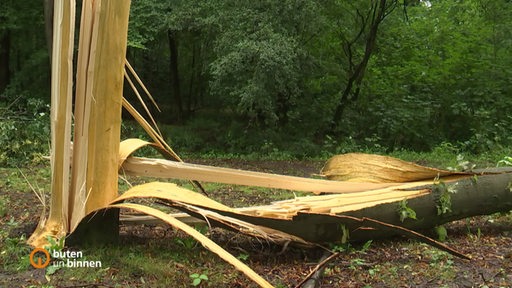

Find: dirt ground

[1,159,512,287]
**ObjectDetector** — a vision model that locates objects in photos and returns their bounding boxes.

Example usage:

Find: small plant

[175,225,208,250]
[190,272,209,286]
[426,248,453,268]
[368,266,380,277]
[175,237,198,250]
[237,253,250,261]
[349,258,366,270]
[45,236,65,254]
[455,154,476,171]
[43,236,65,276]
[434,225,448,241]
[361,240,373,253]
[1,235,32,271]
[497,156,512,167]
[331,240,372,254]
[331,242,351,253]
[433,181,457,215]
[340,224,350,244]
[465,219,483,240]
[6,217,19,227]
[397,199,417,222]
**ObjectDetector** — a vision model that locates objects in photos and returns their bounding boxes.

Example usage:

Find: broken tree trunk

[229,171,512,244]
[117,151,512,248]
[342,171,512,241]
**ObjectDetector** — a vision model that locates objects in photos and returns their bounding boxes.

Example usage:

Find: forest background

[1,0,511,166]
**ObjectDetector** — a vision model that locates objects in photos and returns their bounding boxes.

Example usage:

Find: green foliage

[497,156,512,167]
[45,236,65,256]
[127,0,169,49]
[237,253,250,261]
[397,200,417,222]
[0,97,50,166]
[434,181,457,216]
[189,272,209,286]
[361,240,373,253]
[43,236,66,276]
[340,224,350,244]
[174,225,208,250]
[0,0,49,98]
[434,225,448,242]
[330,240,373,254]
[0,234,32,271]
[1,0,512,166]
[175,236,198,250]
[208,1,318,126]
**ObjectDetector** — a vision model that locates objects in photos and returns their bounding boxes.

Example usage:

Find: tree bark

[260,172,512,244]
[343,172,512,241]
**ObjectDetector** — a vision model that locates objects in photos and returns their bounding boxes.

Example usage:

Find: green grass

[41,231,255,287]
[0,166,51,195]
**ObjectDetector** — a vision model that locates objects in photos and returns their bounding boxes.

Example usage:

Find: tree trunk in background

[0,31,10,94]
[186,40,198,116]
[168,29,183,122]
[44,0,54,63]
[330,0,396,134]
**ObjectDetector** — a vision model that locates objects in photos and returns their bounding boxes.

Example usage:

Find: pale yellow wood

[118,138,159,170]
[114,182,235,212]
[68,0,95,231]
[120,156,397,194]
[321,153,470,182]
[124,70,162,137]
[329,192,429,213]
[84,0,131,215]
[125,60,160,112]
[29,0,76,247]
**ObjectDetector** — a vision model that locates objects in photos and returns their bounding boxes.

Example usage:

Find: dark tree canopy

[1,0,512,162]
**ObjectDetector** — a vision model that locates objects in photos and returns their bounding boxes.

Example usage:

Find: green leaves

[208,1,314,126]
[190,273,209,286]
[433,181,457,216]
[397,200,417,223]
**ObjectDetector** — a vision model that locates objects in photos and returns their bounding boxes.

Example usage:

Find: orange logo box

[29,248,50,269]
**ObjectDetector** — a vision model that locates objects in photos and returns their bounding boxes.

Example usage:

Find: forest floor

[0,158,511,288]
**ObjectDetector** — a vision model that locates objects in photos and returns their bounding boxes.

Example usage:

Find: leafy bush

[0,97,50,167]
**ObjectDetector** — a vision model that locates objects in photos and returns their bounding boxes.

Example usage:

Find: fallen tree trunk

[198,172,512,244]
[343,171,512,241]
[115,173,512,258]
[117,150,512,250]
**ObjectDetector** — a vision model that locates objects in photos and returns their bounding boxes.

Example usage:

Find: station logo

[29,248,102,269]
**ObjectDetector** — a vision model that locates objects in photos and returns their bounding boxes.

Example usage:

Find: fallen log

[343,171,512,241]
[211,172,512,244]
[117,151,512,258]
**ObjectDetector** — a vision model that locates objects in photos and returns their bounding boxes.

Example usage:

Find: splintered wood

[320,153,470,182]
[241,186,431,217]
